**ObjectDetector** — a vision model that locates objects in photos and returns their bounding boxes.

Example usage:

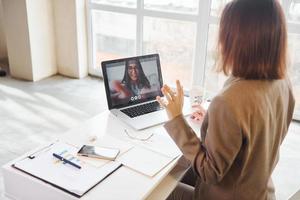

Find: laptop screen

[102,54,163,109]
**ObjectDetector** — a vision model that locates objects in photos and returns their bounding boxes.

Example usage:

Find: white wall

[26,0,57,81]
[0,0,7,59]
[2,0,57,81]
[75,0,88,78]
[1,0,88,81]
[53,0,88,79]
[53,0,78,78]
[2,0,33,80]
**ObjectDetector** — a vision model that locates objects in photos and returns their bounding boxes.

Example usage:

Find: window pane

[204,25,227,99]
[92,10,136,70]
[143,17,196,88]
[144,0,199,15]
[288,33,300,118]
[91,0,136,8]
[210,0,232,17]
[288,0,300,23]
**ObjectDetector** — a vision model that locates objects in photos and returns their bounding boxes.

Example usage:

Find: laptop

[102,54,191,130]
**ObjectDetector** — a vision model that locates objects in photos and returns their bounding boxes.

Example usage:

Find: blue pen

[52,153,82,169]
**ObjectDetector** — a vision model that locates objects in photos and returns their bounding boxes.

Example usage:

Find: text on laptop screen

[104,55,163,108]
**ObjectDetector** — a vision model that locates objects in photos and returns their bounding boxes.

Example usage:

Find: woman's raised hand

[111,80,131,98]
[156,80,184,120]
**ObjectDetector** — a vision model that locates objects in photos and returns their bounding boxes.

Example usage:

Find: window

[287,0,300,23]
[87,0,300,120]
[288,33,300,120]
[286,1,300,120]
[143,17,196,87]
[88,9,136,76]
[87,0,202,89]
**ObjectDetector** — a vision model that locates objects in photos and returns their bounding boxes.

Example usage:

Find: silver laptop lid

[101,54,163,110]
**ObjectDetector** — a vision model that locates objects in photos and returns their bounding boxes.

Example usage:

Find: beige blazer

[164,77,295,200]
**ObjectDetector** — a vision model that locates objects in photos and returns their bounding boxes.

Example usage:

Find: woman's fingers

[176,80,184,100]
[159,81,184,107]
[176,80,180,94]
[164,83,182,101]
[156,96,167,108]
[176,80,184,106]
[164,85,175,98]
[161,87,173,102]
[158,81,184,120]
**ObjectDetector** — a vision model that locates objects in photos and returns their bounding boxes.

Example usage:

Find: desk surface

[3,111,200,200]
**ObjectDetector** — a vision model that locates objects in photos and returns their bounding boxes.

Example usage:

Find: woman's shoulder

[221,76,291,95]
[212,77,292,114]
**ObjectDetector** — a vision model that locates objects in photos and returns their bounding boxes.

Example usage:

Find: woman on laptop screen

[122,59,151,96]
[111,59,159,105]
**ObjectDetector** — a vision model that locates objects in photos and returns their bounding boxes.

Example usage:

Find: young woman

[111,59,154,104]
[121,59,151,96]
[157,0,295,199]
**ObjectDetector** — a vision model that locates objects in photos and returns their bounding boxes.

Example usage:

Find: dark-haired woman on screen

[157,0,295,199]
[111,59,159,104]
[122,59,151,97]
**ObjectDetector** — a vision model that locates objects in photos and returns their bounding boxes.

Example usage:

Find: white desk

[2,111,200,200]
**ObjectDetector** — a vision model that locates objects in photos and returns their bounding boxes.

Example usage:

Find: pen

[52,153,82,169]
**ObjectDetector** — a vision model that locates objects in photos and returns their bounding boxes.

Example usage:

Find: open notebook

[13,141,121,197]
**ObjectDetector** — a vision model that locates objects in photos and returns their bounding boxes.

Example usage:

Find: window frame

[87,0,300,82]
[86,0,214,87]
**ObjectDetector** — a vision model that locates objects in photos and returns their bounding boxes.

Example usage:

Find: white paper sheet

[117,146,176,177]
[135,126,182,159]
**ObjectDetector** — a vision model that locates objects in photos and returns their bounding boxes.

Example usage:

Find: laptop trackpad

[129,110,168,130]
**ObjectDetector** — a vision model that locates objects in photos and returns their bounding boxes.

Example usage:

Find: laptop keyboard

[121,101,163,118]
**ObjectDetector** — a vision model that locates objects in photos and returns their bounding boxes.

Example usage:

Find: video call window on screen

[105,56,162,108]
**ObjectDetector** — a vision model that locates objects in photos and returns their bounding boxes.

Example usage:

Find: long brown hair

[122,59,150,90]
[218,0,287,80]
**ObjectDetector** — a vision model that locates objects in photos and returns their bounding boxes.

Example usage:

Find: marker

[52,153,82,169]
